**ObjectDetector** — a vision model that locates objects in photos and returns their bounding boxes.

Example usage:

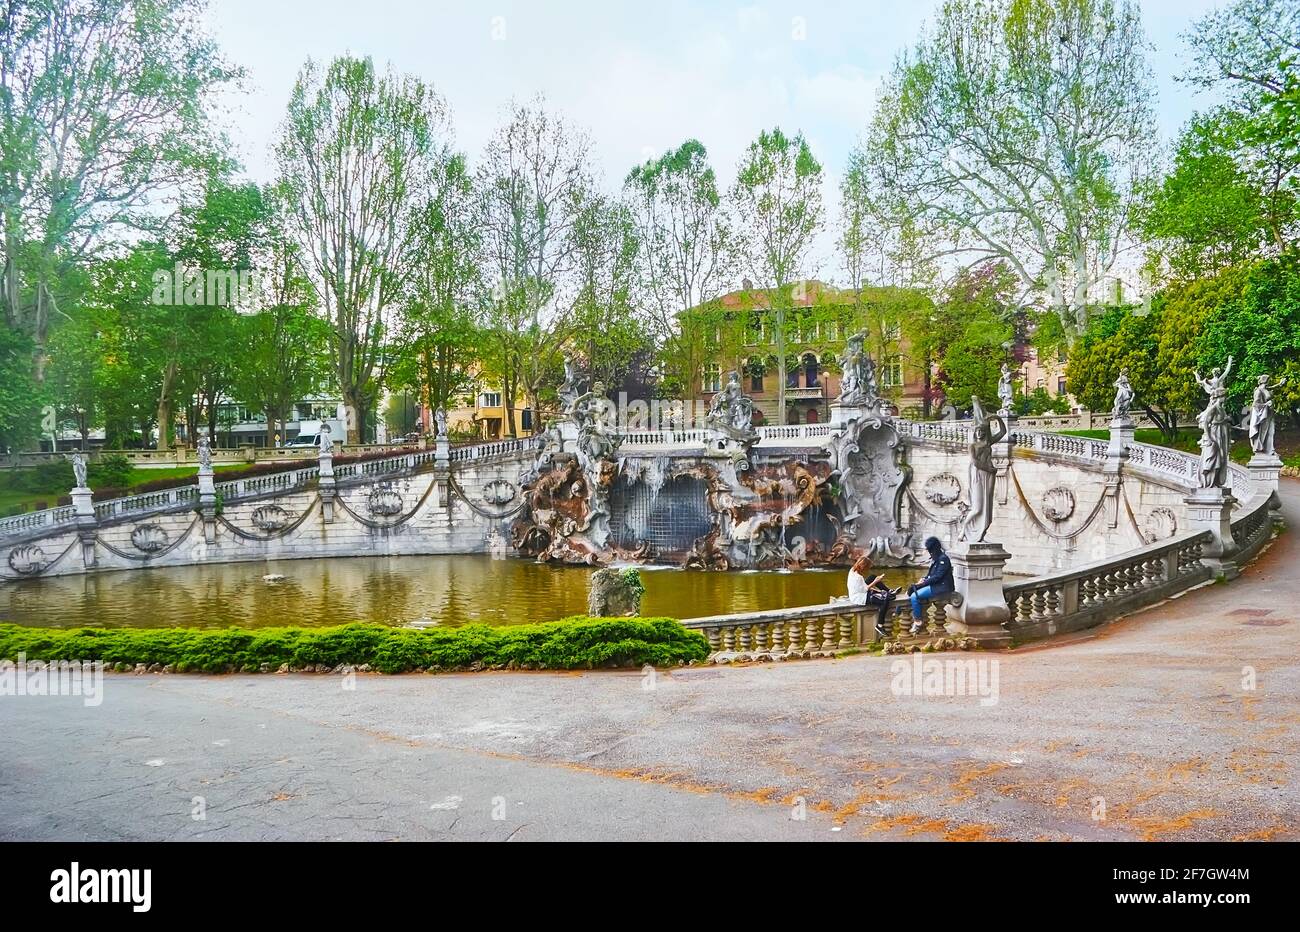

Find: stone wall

[0,458,531,581]
[904,443,1200,577]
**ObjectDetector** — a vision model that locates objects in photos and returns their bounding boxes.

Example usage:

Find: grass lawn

[0,463,244,514]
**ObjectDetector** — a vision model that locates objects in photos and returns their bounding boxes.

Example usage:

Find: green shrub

[23,460,73,494]
[0,617,708,674]
[88,454,133,487]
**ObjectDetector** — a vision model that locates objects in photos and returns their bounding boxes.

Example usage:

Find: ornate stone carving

[434,408,448,442]
[1142,507,1178,543]
[71,454,88,490]
[838,332,878,407]
[251,504,292,531]
[8,544,48,575]
[1041,487,1076,522]
[482,478,517,506]
[367,487,404,517]
[197,435,212,471]
[318,424,334,455]
[131,524,169,553]
[923,473,961,506]
[828,409,912,562]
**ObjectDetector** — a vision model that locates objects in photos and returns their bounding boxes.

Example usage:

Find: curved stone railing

[1000,530,1213,640]
[682,592,956,660]
[1230,488,1276,564]
[0,437,544,542]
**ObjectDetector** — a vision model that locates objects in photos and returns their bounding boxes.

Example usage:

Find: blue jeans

[909,585,934,620]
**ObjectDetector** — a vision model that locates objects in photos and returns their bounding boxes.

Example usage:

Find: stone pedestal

[318,452,336,523]
[1106,416,1134,473]
[1247,453,1283,495]
[829,400,881,428]
[435,438,450,469]
[71,486,97,568]
[994,412,1015,505]
[944,541,1012,647]
[1184,486,1238,578]
[197,469,217,543]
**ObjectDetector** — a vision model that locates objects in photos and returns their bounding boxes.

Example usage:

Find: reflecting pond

[0,555,919,629]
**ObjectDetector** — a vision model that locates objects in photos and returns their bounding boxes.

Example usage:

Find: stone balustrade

[1001,530,1213,640]
[682,593,955,661]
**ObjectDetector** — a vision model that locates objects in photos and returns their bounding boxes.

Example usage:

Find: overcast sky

[204,0,1228,280]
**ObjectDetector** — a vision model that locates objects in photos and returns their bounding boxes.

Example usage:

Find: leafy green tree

[624,140,735,396]
[1199,257,1300,419]
[731,128,824,423]
[1142,0,1299,279]
[1139,111,1293,279]
[858,0,1156,333]
[566,190,650,402]
[926,264,1016,413]
[391,153,483,421]
[0,0,237,380]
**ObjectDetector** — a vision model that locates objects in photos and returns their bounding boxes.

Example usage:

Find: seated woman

[848,555,900,638]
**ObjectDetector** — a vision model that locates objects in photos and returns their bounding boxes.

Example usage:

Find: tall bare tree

[475,98,591,435]
[858,0,1156,333]
[275,55,448,443]
[731,128,824,425]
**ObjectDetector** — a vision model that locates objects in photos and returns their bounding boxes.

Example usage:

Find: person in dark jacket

[907,537,954,635]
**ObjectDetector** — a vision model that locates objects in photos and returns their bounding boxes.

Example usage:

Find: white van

[288,419,347,448]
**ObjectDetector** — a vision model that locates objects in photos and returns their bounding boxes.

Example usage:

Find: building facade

[686,282,930,425]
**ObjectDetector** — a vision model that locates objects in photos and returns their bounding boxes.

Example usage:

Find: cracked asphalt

[2,481,1297,841]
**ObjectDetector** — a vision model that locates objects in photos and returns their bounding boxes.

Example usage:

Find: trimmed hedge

[0,617,708,674]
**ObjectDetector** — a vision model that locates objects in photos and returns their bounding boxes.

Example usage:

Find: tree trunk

[775,304,787,425]
[342,386,361,445]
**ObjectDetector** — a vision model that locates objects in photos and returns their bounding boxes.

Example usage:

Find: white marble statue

[1193,356,1234,489]
[434,407,448,441]
[71,453,88,490]
[197,435,212,471]
[1111,369,1134,420]
[1248,374,1284,457]
[318,424,333,455]
[962,394,1008,543]
[997,362,1014,413]
[838,332,878,406]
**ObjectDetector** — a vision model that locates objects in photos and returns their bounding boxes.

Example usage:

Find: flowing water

[0,555,919,629]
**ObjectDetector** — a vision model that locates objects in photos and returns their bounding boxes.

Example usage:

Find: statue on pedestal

[71,453,88,490]
[318,424,333,455]
[961,395,1007,543]
[434,407,449,442]
[1111,369,1134,421]
[571,380,620,463]
[706,370,756,435]
[197,435,212,471]
[1248,374,1284,457]
[838,332,878,407]
[1194,356,1234,489]
[997,363,1014,414]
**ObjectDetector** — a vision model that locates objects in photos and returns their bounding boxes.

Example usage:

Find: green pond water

[0,555,919,629]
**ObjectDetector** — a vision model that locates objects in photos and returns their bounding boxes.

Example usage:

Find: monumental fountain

[0,341,1283,653]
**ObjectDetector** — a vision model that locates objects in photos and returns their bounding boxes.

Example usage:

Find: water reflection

[0,555,918,630]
